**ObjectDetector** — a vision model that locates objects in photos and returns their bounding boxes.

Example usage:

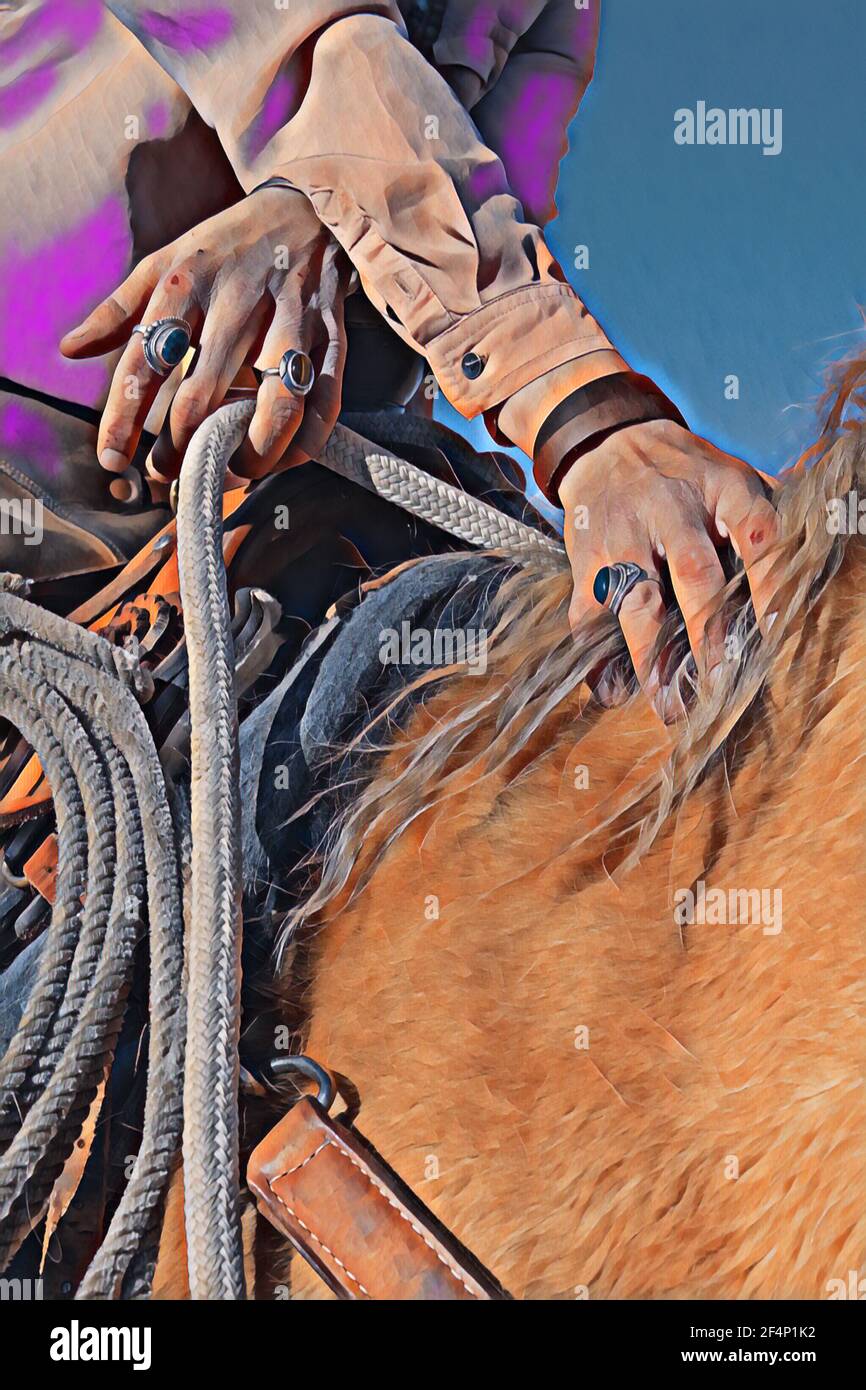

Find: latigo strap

[248,1096,511,1300]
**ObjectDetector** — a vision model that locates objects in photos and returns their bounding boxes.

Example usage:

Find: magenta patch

[0,197,131,405]
[0,64,58,129]
[145,99,172,140]
[466,158,509,206]
[139,6,234,56]
[0,401,61,479]
[0,0,103,65]
[247,71,297,162]
[496,71,574,224]
[448,3,498,75]
[0,0,103,128]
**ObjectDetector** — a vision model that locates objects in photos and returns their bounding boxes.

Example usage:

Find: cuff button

[461,351,485,380]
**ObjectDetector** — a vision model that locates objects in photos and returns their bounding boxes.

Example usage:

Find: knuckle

[675,546,719,586]
[100,422,131,452]
[161,261,197,298]
[137,251,161,283]
[739,499,780,554]
[172,384,212,431]
[620,580,664,621]
[568,594,588,633]
[264,392,304,436]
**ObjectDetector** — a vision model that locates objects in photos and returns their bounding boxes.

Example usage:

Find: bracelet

[533,373,687,505]
[248,175,298,196]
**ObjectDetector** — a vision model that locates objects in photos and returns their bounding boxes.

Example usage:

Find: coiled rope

[0,582,183,1295]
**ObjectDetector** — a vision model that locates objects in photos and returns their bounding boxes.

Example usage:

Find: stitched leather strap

[248,1096,510,1300]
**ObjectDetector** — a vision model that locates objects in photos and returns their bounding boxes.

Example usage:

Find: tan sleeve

[432,1,549,96]
[468,0,601,227]
[104,2,627,421]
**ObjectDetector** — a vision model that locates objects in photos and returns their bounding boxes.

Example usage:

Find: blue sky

[439,0,864,503]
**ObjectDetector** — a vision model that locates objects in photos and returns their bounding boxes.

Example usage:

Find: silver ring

[261,348,315,397]
[593,561,656,619]
[132,317,191,376]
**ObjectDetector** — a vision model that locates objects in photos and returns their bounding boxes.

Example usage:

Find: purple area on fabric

[139,6,234,56]
[0,64,57,128]
[0,0,103,128]
[0,0,103,64]
[495,71,574,223]
[450,5,498,73]
[466,158,509,205]
[0,198,130,405]
[145,99,171,139]
[247,71,297,162]
[0,401,61,479]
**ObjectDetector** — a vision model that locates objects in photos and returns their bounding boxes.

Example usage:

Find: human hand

[559,419,781,710]
[60,187,351,481]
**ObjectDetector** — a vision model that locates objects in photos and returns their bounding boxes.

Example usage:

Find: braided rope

[323,424,567,569]
[177,400,252,1300]
[0,652,144,1267]
[35,647,184,1302]
[0,692,90,1125]
[170,404,565,1300]
[340,409,486,472]
[0,694,117,1136]
[0,584,180,1294]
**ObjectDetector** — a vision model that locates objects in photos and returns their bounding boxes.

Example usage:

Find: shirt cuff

[533,373,688,505]
[425,283,620,418]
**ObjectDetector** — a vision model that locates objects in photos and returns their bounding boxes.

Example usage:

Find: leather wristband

[533,371,687,505]
[248,175,298,195]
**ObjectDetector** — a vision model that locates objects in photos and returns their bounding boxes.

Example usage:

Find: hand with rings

[560,418,781,719]
[60,186,352,482]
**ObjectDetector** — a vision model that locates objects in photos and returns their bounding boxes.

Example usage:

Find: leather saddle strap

[248,1097,510,1300]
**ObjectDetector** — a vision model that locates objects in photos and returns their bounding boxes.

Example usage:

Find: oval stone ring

[132,317,192,376]
[593,561,657,620]
[261,349,315,398]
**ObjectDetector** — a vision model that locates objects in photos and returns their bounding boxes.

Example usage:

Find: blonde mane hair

[281,352,866,948]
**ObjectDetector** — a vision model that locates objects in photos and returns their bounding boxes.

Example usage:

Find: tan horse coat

[158,377,866,1300]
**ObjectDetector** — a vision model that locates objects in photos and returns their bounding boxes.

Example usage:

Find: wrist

[557,419,697,520]
[494,352,628,456]
[531,375,687,506]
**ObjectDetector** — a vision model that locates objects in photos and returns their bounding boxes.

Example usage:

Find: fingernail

[99,447,128,473]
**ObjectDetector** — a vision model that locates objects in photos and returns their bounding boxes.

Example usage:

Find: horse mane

[279,350,866,951]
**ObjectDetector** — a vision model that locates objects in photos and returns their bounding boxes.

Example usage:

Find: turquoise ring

[593,562,653,619]
[132,317,192,376]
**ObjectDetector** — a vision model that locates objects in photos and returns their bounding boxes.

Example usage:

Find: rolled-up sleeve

[106,2,622,419]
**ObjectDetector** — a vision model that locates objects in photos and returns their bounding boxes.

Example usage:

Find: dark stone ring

[593,561,654,619]
[261,349,315,397]
[132,317,192,376]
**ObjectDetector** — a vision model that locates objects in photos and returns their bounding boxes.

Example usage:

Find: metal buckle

[241,1053,336,1112]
